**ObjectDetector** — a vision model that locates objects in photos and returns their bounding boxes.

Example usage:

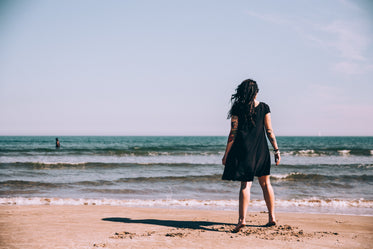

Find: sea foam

[1,197,372,215]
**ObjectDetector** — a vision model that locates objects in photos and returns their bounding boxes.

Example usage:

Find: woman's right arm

[222,116,238,165]
[264,113,281,165]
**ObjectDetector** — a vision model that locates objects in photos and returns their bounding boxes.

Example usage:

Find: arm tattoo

[228,118,238,143]
[266,129,273,136]
[266,129,274,142]
[266,128,278,148]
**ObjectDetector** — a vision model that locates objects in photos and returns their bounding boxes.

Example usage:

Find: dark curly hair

[228,79,259,127]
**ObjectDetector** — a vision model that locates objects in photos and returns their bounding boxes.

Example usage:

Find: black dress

[222,102,271,182]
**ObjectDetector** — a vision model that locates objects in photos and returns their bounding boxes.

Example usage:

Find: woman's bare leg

[234,181,252,231]
[258,175,276,224]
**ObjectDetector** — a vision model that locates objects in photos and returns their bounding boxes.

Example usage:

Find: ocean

[0,136,372,216]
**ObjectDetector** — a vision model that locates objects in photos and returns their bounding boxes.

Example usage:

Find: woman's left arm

[222,116,238,165]
[264,113,281,165]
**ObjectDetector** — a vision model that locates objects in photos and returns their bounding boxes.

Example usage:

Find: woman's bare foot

[232,223,246,233]
[232,217,246,233]
[264,220,276,227]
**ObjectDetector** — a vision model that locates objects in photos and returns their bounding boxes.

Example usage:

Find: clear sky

[0,0,372,136]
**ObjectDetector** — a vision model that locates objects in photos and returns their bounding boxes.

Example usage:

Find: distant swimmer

[56,138,60,148]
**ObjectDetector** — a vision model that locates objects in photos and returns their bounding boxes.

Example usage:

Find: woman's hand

[274,153,281,166]
[222,155,227,166]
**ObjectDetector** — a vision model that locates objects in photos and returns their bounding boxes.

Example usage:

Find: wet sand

[0,205,372,248]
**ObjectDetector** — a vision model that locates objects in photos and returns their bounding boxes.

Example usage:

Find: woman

[222,79,281,232]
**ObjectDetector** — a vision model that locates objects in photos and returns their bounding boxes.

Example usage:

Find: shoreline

[1,196,372,217]
[1,205,372,248]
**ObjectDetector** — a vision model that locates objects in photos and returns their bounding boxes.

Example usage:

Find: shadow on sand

[102,217,266,232]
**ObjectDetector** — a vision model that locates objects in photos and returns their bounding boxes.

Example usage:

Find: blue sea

[0,136,372,216]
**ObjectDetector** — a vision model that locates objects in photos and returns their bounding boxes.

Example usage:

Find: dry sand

[0,205,372,249]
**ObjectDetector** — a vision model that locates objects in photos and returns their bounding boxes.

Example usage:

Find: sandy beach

[1,205,372,249]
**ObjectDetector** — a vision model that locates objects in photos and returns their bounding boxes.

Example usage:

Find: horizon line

[0,134,372,137]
